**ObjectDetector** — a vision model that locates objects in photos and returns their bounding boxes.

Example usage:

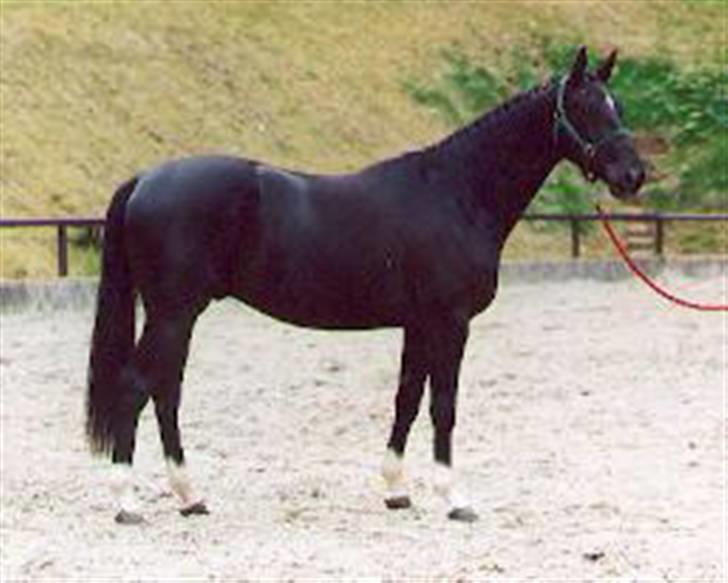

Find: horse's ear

[596,49,618,83]
[567,45,589,86]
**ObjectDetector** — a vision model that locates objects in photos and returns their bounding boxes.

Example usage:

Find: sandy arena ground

[1,272,725,581]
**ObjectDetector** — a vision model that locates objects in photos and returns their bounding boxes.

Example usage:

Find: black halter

[553,76,632,182]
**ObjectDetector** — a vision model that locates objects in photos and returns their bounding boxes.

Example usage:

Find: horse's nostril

[624,168,645,192]
[627,167,645,191]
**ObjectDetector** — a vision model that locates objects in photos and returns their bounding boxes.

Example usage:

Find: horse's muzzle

[608,165,645,200]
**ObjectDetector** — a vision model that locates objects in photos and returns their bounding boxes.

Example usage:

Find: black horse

[86,46,644,524]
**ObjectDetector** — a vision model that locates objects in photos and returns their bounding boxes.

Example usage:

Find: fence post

[57,225,69,277]
[570,218,580,259]
[655,216,665,256]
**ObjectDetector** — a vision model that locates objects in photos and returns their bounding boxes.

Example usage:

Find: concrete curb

[0,278,98,313]
[499,257,726,283]
[1,258,725,313]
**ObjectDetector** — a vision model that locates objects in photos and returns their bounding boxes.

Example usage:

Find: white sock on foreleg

[433,462,470,511]
[382,448,410,504]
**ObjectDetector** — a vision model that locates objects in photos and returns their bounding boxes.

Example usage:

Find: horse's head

[555,46,645,200]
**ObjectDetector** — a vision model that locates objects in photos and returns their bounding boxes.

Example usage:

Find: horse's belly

[232,291,404,330]
[231,268,406,330]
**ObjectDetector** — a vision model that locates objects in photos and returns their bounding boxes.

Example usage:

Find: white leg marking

[381,448,408,499]
[109,463,140,515]
[433,462,470,511]
[166,459,200,507]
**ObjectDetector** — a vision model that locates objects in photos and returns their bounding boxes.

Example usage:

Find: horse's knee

[430,400,456,431]
[430,390,457,461]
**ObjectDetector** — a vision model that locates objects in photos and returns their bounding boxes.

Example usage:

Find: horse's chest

[468,267,499,315]
[453,248,499,314]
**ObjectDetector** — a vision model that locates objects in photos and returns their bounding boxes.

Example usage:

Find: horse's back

[120,155,411,325]
[128,155,258,216]
[124,156,262,309]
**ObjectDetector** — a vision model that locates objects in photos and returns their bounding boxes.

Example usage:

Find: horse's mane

[426,79,555,159]
[367,79,557,184]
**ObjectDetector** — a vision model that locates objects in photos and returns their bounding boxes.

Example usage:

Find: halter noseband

[553,76,632,182]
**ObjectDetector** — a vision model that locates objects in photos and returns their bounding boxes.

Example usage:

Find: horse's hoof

[114,510,146,525]
[385,495,412,510]
[180,501,210,517]
[448,507,479,523]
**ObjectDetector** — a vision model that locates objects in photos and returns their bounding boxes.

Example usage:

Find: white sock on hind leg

[165,459,200,507]
[109,463,140,515]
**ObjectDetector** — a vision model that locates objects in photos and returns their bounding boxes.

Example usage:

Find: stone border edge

[1,257,725,313]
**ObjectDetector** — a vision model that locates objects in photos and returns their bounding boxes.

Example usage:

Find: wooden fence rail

[1,213,727,277]
[1,217,104,277]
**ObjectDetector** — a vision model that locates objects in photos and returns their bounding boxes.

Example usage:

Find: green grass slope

[1,1,725,277]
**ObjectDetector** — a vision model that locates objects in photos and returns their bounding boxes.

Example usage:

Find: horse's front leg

[427,314,478,522]
[382,326,428,510]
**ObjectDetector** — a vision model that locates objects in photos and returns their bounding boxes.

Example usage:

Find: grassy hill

[1,1,725,277]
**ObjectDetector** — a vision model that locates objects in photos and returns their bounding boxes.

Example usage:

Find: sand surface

[1,273,725,581]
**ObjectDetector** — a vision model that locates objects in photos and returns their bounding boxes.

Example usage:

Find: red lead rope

[595,204,728,312]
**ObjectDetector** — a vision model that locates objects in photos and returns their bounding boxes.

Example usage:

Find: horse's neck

[438,87,561,240]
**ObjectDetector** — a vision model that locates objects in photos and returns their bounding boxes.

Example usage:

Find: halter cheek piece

[553,76,632,183]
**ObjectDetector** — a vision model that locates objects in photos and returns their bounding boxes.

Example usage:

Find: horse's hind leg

[110,381,149,524]
[145,311,209,516]
[110,309,206,522]
[109,322,157,524]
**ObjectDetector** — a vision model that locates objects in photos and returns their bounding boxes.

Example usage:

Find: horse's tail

[85,176,139,456]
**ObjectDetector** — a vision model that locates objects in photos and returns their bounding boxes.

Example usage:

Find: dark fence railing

[1,217,105,277]
[1,213,727,277]
[523,212,728,260]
